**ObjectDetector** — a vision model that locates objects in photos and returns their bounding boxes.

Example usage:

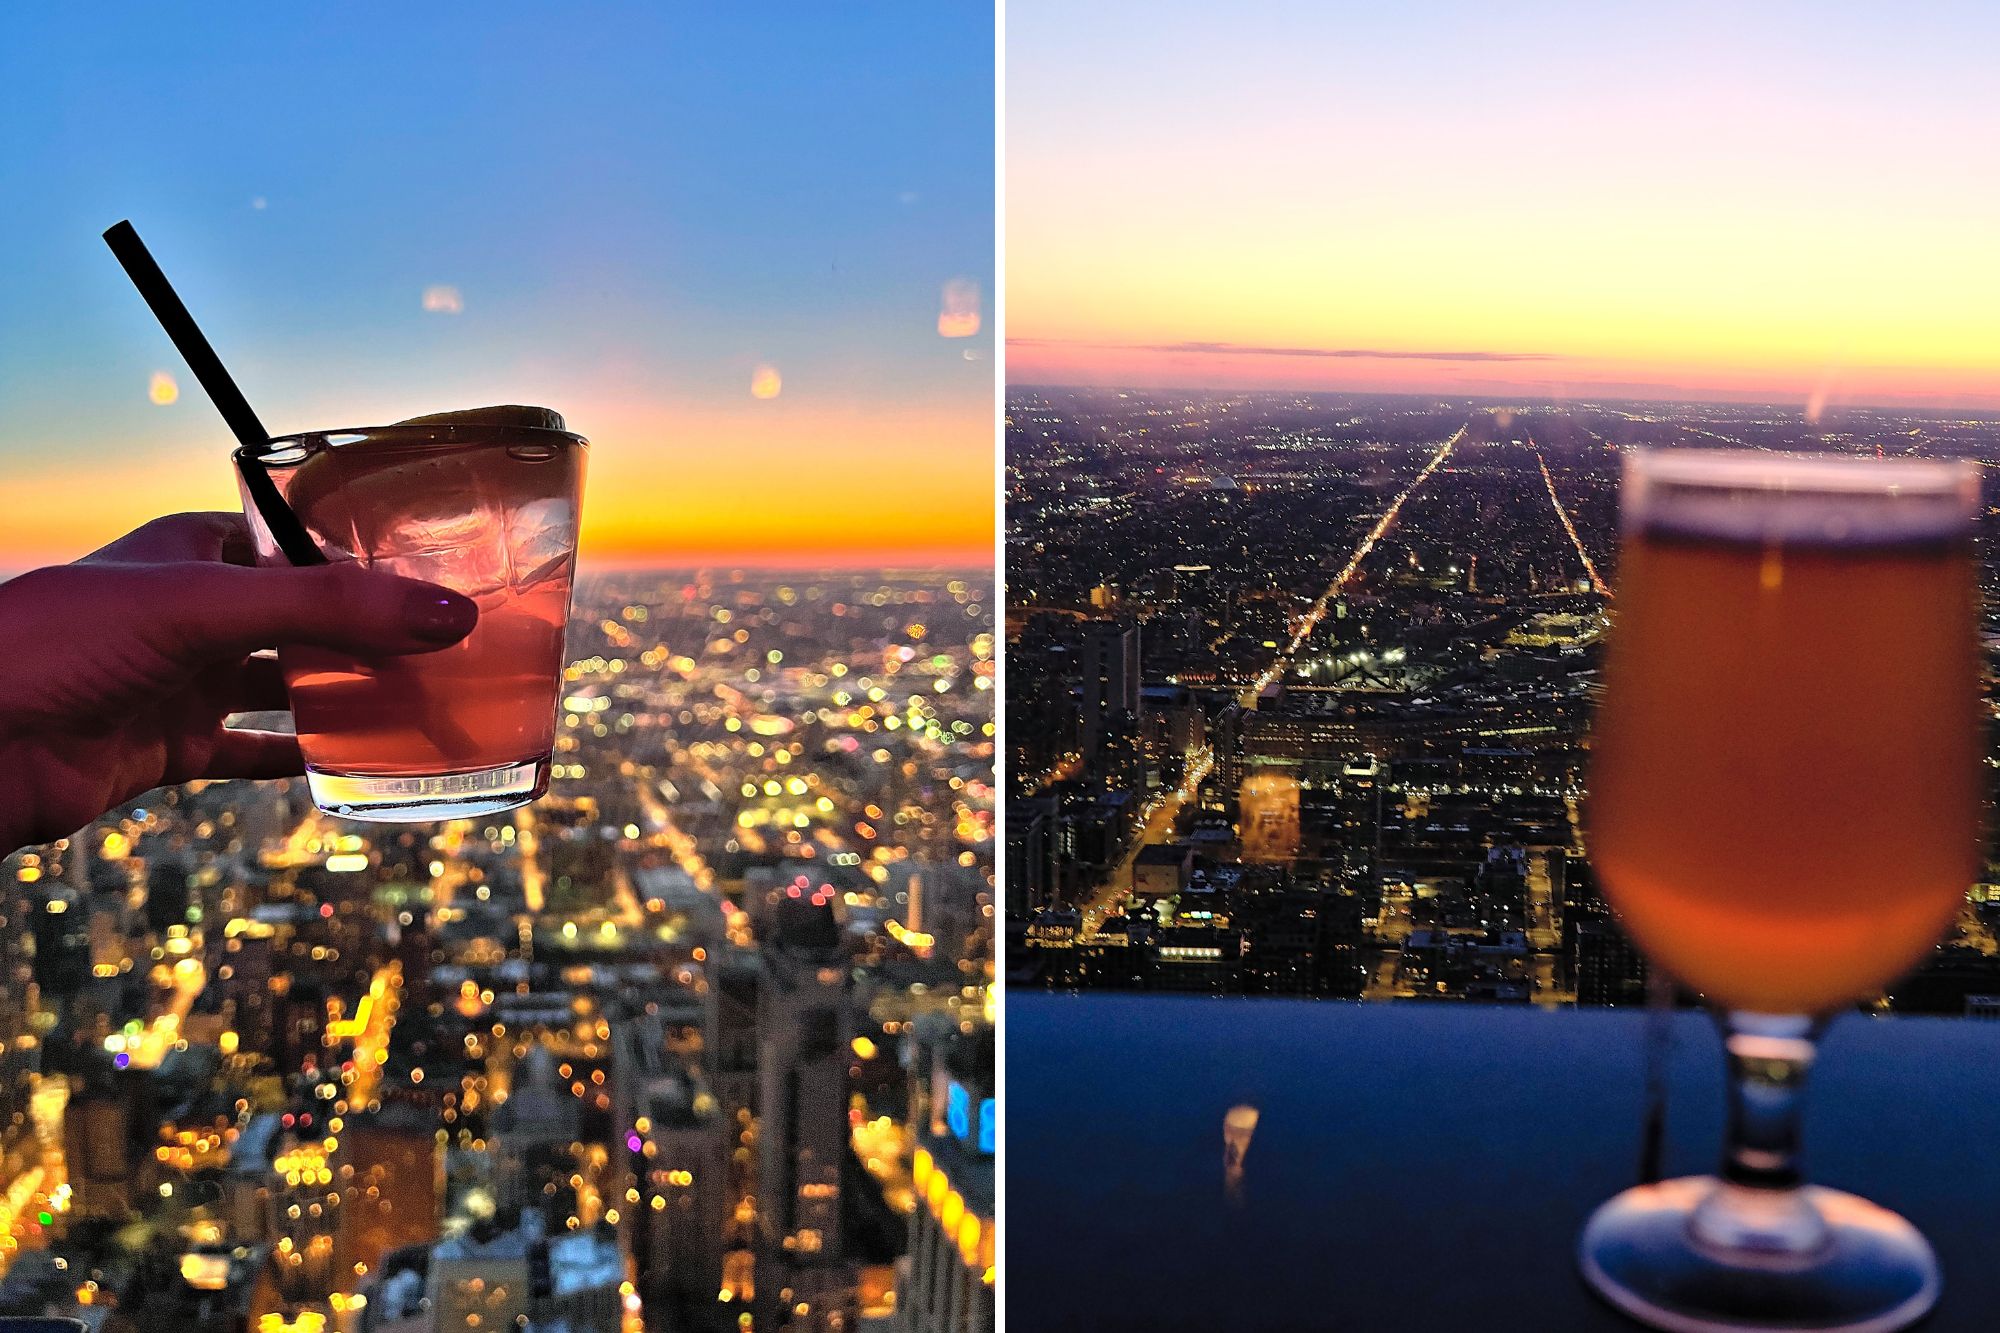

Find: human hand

[0,511,477,852]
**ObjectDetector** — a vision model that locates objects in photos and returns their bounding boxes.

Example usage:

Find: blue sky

[0,5,996,565]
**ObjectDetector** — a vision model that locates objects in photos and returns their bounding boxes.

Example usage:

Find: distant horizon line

[1005,378,2000,419]
[0,557,993,583]
[574,560,991,578]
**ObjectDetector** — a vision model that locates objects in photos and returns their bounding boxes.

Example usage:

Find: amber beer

[1591,451,1983,1016]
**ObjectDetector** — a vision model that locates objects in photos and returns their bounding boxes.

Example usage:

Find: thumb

[155,560,480,661]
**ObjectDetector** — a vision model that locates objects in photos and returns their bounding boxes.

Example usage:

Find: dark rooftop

[1009,993,2000,1332]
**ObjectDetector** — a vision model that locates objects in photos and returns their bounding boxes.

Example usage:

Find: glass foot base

[306,758,548,823]
[1580,1177,1939,1333]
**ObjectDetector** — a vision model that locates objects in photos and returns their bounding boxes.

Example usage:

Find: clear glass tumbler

[235,414,587,822]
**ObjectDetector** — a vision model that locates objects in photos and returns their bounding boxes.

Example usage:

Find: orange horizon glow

[1007,339,2000,414]
[0,396,993,573]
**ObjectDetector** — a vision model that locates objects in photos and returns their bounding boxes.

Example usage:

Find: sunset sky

[0,5,993,571]
[1009,0,2000,410]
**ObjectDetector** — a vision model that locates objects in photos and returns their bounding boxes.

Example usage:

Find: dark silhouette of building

[1574,919,1648,1007]
[755,899,854,1332]
[1078,621,1140,773]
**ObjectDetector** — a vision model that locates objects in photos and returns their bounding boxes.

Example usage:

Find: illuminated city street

[1530,437,1612,598]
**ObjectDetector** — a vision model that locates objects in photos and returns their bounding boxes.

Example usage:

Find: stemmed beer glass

[1582,449,1983,1332]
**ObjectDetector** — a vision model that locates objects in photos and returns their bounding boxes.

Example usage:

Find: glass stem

[1689,1010,1830,1257]
[1718,1010,1818,1189]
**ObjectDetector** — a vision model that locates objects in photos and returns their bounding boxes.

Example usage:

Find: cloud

[1008,336,1551,363]
[422,285,464,314]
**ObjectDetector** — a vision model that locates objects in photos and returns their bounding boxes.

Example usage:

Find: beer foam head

[1626,448,1978,547]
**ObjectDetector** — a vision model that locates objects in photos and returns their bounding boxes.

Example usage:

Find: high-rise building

[31,890,90,1004]
[428,1214,536,1332]
[704,952,761,1140]
[1003,798,1056,915]
[635,1070,730,1322]
[755,899,854,1332]
[1169,563,1214,609]
[268,1139,342,1303]
[63,1063,151,1220]
[217,919,299,1071]
[336,1100,441,1283]
[1137,686,1206,788]
[384,1207,625,1333]
[897,1017,994,1333]
[1325,755,1384,881]
[146,859,192,935]
[490,1045,581,1215]
[1574,919,1649,1007]
[1077,621,1141,767]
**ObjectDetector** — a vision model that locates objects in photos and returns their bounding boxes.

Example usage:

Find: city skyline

[1008,0,2000,411]
[0,5,995,570]
[1006,387,2000,1013]
[0,568,996,1330]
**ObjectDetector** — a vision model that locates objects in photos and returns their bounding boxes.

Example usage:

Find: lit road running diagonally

[1242,425,1465,705]
[1528,438,1612,597]
[1092,427,1458,927]
[635,766,718,892]
[1081,744,1215,930]
[607,861,647,929]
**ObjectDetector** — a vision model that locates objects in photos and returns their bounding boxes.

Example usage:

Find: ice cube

[282,417,576,598]
[507,497,576,588]
[372,542,511,597]
[376,475,509,593]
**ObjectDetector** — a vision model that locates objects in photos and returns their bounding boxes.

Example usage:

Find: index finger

[84,512,257,566]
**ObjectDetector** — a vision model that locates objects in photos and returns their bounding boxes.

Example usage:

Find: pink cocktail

[236,408,587,821]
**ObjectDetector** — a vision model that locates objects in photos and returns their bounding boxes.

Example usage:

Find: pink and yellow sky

[1008,1,2000,410]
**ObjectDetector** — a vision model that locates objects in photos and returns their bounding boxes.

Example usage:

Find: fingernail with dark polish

[406,588,478,643]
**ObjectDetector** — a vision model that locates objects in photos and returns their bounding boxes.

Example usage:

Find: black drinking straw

[102,220,325,566]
